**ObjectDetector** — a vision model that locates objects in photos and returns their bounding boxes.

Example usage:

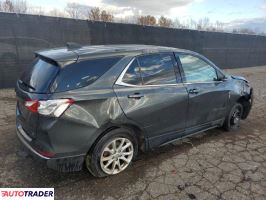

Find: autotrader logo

[0,188,54,200]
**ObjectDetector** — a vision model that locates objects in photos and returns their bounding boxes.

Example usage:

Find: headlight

[243,83,250,94]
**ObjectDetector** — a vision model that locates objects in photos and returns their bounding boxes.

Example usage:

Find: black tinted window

[20,58,59,93]
[122,59,142,85]
[137,53,177,85]
[178,54,217,83]
[54,56,122,92]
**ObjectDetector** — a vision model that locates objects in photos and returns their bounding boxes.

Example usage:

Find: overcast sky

[28,0,266,31]
[28,0,265,21]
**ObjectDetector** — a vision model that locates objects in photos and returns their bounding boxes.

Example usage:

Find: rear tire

[223,103,243,131]
[86,128,138,177]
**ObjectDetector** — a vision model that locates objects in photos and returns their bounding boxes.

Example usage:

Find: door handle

[188,88,200,94]
[128,93,144,99]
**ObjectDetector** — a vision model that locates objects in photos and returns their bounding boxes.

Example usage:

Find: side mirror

[216,70,227,81]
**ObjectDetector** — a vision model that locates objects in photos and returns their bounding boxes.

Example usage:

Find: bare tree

[87,7,114,22]
[0,1,3,11]
[87,7,101,21]
[197,17,210,30]
[65,3,87,19]
[1,0,14,12]
[14,0,27,13]
[137,15,156,26]
[173,18,184,28]
[214,21,224,32]
[179,17,216,31]
[0,0,28,13]
[186,19,197,29]
[100,10,114,22]
[28,6,45,15]
[65,3,79,19]
[158,16,173,27]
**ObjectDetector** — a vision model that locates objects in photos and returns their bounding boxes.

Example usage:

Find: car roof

[35,44,194,65]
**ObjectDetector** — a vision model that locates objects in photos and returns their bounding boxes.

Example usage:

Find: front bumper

[242,87,253,119]
[16,125,85,172]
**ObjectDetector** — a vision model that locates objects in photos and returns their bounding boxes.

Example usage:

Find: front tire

[223,103,243,131]
[86,128,138,177]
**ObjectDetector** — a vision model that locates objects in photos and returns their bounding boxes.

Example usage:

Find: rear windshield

[52,56,123,92]
[19,57,59,93]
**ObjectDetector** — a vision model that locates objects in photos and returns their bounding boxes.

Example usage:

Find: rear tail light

[25,99,74,117]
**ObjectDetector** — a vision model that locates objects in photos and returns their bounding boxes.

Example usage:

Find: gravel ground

[0,66,266,200]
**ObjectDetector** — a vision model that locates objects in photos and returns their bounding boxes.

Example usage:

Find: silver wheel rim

[231,107,241,126]
[100,137,134,175]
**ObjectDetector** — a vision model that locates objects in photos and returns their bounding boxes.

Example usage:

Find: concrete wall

[1,12,266,88]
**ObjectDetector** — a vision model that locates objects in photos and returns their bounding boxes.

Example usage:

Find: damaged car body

[15,44,253,177]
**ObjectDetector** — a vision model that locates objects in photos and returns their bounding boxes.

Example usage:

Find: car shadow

[13,127,227,188]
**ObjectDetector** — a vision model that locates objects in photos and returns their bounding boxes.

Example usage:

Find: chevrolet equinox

[15,44,253,177]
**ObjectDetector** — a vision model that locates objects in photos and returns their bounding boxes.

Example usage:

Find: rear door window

[137,53,178,85]
[54,56,123,92]
[19,57,59,93]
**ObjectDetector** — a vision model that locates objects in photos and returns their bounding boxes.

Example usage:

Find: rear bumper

[16,125,85,172]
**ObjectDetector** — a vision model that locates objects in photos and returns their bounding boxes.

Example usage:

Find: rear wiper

[18,80,36,91]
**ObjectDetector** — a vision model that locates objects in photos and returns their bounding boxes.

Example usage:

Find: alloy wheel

[100,137,134,175]
[230,106,241,127]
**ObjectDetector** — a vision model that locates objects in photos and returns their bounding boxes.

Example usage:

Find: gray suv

[15,44,253,177]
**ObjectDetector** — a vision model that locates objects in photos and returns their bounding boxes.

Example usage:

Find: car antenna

[66,42,82,50]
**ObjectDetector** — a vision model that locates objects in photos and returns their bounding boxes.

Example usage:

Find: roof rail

[66,42,82,50]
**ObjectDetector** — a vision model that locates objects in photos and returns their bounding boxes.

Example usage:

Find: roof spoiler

[66,42,82,50]
[34,53,60,66]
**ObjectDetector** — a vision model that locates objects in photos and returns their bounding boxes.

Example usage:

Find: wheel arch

[88,122,148,155]
[236,95,252,119]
